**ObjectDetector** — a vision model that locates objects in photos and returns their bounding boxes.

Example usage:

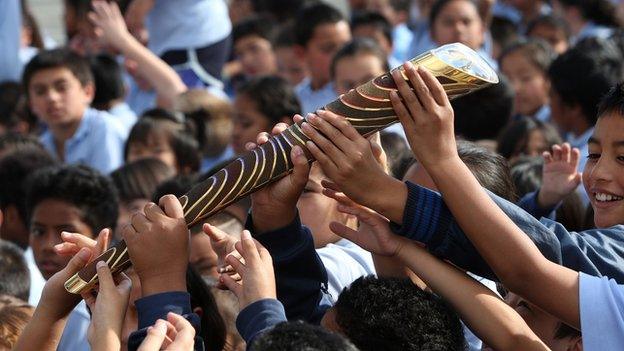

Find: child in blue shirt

[23,49,126,174]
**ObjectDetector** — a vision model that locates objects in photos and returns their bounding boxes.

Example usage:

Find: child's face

[116,199,150,242]
[29,199,94,280]
[234,35,278,77]
[275,46,309,86]
[300,21,352,87]
[528,25,568,54]
[501,51,550,116]
[231,94,272,155]
[126,136,178,172]
[352,25,393,55]
[431,0,484,50]
[334,53,386,95]
[28,67,93,128]
[583,113,624,228]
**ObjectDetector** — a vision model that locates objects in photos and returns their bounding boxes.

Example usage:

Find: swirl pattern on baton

[65,43,499,294]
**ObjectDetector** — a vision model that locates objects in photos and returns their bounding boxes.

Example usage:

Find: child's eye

[587,153,600,161]
[30,227,45,237]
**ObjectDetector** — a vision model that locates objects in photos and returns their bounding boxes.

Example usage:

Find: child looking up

[23,48,126,174]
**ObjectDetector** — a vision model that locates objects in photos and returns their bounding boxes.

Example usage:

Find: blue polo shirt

[295,79,337,115]
[40,108,126,174]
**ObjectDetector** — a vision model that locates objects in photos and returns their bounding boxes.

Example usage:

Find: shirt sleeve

[235,298,288,348]
[579,273,624,350]
[391,181,624,282]
[516,190,558,220]
[246,213,330,324]
[128,291,204,351]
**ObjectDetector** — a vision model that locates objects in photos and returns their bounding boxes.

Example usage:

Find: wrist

[371,178,408,224]
[140,271,187,296]
[251,205,297,234]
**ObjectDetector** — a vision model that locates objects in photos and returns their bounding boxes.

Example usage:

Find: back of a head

[252,321,359,351]
[111,158,175,204]
[334,276,465,351]
[0,294,34,350]
[526,15,571,41]
[350,10,393,45]
[548,38,623,125]
[89,54,125,110]
[457,140,516,201]
[557,0,621,27]
[452,74,514,140]
[22,48,93,92]
[509,155,543,197]
[25,165,119,234]
[0,240,30,302]
[294,2,346,47]
[236,75,301,125]
[0,133,44,157]
[0,81,23,131]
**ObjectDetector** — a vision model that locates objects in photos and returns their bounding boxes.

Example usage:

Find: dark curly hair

[25,165,119,233]
[253,321,359,351]
[334,276,465,351]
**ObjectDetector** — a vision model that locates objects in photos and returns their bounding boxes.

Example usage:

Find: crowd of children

[1,0,624,350]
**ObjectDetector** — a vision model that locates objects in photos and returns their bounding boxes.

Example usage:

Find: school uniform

[58,301,90,351]
[392,23,415,63]
[295,79,338,115]
[108,102,138,135]
[236,298,288,346]
[25,247,45,306]
[573,22,614,44]
[40,108,126,174]
[579,273,624,350]
[391,181,624,283]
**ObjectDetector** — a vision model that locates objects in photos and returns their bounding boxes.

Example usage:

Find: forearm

[13,312,68,351]
[91,331,122,351]
[398,240,547,351]
[363,177,407,224]
[427,157,580,328]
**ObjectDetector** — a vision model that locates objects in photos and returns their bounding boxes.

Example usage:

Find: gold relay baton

[65,42,499,294]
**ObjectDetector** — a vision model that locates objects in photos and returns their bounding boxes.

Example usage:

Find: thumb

[203,223,226,242]
[290,145,310,189]
[62,247,93,279]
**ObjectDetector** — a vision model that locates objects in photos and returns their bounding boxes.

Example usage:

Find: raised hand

[82,261,132,351]
[203,223,242,289]
[389,62,456,169]
[122,195,189,297]
[89,1,133,49]
[538,143,582,208]
[248,120,311,233]
[137,312,195,351]
[220,231,276,309]
[54,228,111,258]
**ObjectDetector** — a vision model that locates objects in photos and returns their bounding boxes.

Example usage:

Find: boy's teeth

[595,193,624,202]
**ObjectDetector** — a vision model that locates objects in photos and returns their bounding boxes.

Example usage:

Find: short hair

[429,0,483,29]
[24,165,119,234]
[236,75,301,125]
[252,321,359,351]
[126,110,201,173]
[491,16,520,54]
[152,174,199,202]
[334,276,465,351]
[294,2,346,47]
[330,38,390,79]
[275,21,297,49]
[457,140,517,201]
[0,294,34,350]
[509,156,543,197]
[89,54,126,110]
[499,38,556,73]
[452,74,514,140]
[0,133,44,156]
[0,148,57,226]
[496,117,562,160]
[111,158,175,204]
[232,15,279,46]
[596,82,624,118]
[0,81,24,130]
[22,48,94,92]
[174,90,234,157]
[389,0,411,12]
[557,0,621,28]
[526,15,571,40]
[351,11,393,46]
[548,38,623,125]
[0,241,30,301]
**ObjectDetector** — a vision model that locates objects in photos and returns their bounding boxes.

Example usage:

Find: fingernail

[61,232,71,237]
[241,230,252,240]
[155,319,167,334]
[307,113,317,121]
[78,248,91,260]
[293,145,303,156]
[96,260,107,269]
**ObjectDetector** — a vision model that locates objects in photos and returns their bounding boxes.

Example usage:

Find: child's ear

[83,82,95,104]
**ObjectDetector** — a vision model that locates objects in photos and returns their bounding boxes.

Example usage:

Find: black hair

[389,0,411,12]
[490,16,520,55]
[499,38,556,73]
[330,38,390,79]
[509,155,544,197]
[0,82,24,130]
[24,165,119,234]
[252,0,311,23]
[379,131,412,179]
[0,148,57,248]
[111,158,175,203]
[236,75,301,125]
[125,109,201,173]
[186,266,226,351]
[556,0,621,28]
[457,140,517,201]
[0,133,44,156]
[452,74,514,140]
[496,117,562,160]
[294,2,346,46]
[152,174,199,202]
[429,0,483,29]
[548,38,623,125]
[0,240,30,302]
[233,15,279,46]
[252,321,359,351]
[554,322,582,341]
[275,21,297,48]
[334,276,465,351]
[89,54,126,110]
[526,15,571,40]
[351,11,393,46]
[596,82,624,118]
[22,48,94,92]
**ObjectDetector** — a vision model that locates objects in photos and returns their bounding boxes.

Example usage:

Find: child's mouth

[594,192,624,202]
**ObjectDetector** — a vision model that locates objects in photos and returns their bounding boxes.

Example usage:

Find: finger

[54,242,79,256]
[144,202,166,222]
[328,221,361,243]
[81,290,96,311]
[290,146,310,190]
[203,223,227,241]
[137,319,168,351]
[245,142,257,151]
[570,147,580,168]
[62,247,93,279]
[390,90,417,135]
[130,212,150,233]
[316,109,362,141]
[220,273,243,298]
[418,66,449,106]
[96,228,110,255]
[240,230,260,265]
[542,151,553,164]
[272,122,290,136]
[293,114,305,124]
[320,179,342,192]
[405,64,436,112]
[167,313,196,349]
[301,119,347,166]
[305,140,338,177]
[551,144,562,162]
[392,64,423,117]
[225,252,245,275]
[116,272,133,295]
[561,143,571,164]
[159,195,184,219]
[61,231,98,249]
[121,222,138,243]
[96,261,115,291]
[256,132,271,146]
[307,112,356,155]
[322,188,356,207]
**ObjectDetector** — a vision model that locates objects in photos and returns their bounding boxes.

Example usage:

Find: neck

[310,77,329,91]
[51,117,83,159]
